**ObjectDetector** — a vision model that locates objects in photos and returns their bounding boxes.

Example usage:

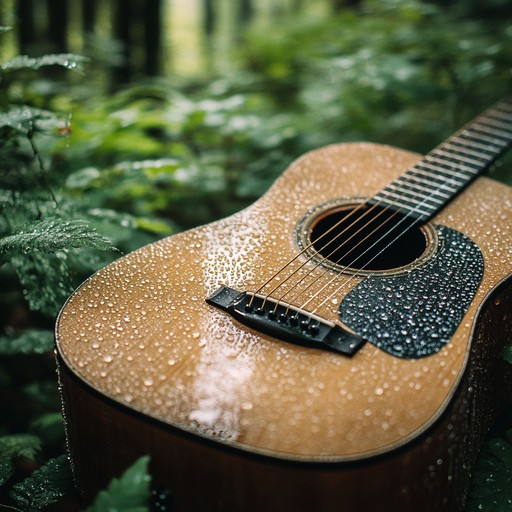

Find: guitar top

[56,130,512,463]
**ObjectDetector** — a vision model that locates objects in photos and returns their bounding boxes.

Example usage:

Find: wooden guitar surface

[55,143,512,510]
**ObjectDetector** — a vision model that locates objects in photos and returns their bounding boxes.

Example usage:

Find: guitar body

[55,143,512,511]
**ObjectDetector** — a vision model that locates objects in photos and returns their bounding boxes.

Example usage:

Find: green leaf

[86,456,151,512]
[29,413,65,446]
[467,429,512,511]
[0,106,59,135]
[0,434,42,485]
[0,218,115,255]
[10,454,72,512]
[1,53,89,73]
[11,252,73,316]
[502,345,512,365]
[0,329,54,355]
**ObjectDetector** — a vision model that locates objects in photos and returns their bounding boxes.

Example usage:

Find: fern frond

[9,454,72,512]
[0,106,65,136]
[1,53,89,73]
[0,434,42,485]
[0,329,54,355]
[11,252,73,315]
[0,218,115,255]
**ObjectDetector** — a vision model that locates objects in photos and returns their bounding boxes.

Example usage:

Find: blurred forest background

[1,0,512,510]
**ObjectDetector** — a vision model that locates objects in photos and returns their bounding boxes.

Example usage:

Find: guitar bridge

[206,286,366,356]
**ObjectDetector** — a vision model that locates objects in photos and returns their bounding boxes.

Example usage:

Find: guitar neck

[370,97,512,222]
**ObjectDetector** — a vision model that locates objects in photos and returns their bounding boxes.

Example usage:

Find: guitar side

[55,143,512,510]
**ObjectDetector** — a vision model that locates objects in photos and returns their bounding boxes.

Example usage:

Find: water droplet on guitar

[144,378,154,387]
[103,354,112,363]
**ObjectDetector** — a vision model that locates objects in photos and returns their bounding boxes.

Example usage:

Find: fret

[430,148,487,169]
[373,194,434,218]
[496,102,512,114]
[405,168,460,194]
[412,165,464,190]
[446,135,497,154]
[422,156,475,179]
[379,186,445,206]
[442,142,492,161]
[458,129,508,147]
[390,177,451,200]
[479,116,512,132]
[469,123,512,141]
[490,110,512,123]
[371,96,512,222]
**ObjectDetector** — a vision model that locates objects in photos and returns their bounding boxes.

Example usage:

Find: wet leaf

[467,430,512,511]
[1,53,89,73]
[0,329,54,355]
[0,218,115,255]
[0,434,42,485]
[86,456,151,512]
[10,454,72,511]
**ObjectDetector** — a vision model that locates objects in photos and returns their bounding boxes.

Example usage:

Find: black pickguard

[338,225,484,358]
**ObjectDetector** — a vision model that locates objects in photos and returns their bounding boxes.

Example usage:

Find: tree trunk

[239,0,254,26]
[82,0,97,34]
[46,0,69,51]
[203,0,215,37]
[113,0,133,84]
[144,0,162,76]
[16,0,36,53]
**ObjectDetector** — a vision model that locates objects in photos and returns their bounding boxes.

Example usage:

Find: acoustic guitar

[55,98,512,511]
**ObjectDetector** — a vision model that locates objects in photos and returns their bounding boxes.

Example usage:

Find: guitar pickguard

[338,225,484,358]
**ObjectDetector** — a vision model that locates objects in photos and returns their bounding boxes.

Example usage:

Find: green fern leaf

[0,329,54,355]
[0,218,114,255]
[0,106,62,135]
[86,456,151,512]
[0,434,42,485]
[1,53,89,73]
[9,454,72,512]
[10,252,73,315]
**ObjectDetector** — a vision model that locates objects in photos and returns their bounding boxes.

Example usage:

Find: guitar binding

[206,285,366,356]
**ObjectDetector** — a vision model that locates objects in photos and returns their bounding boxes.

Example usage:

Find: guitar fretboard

[370,97,512,221]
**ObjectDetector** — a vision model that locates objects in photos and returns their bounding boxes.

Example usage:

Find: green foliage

[9,454,72,512]
[85,456,151,512]
[0,218,113,256]
[0,434,41,485]
[502,346,512,365]
[467,430,512,511]
[0,329,54,355]
[2,54,89,73]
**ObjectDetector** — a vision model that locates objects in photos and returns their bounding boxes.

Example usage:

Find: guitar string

[258,156,440,312]
[250,97,512,317]
[304,100,512,316]
[254,108,501,310]
[263,99,512,315]
[266,200,402,312]
[283,99,512,311]
[247,199,373,308]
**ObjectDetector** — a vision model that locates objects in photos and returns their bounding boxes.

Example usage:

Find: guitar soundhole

[307,203,434,274]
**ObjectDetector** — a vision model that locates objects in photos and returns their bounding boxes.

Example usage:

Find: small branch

[27,130,60,210]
